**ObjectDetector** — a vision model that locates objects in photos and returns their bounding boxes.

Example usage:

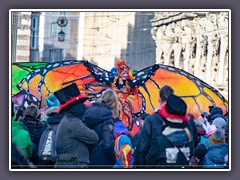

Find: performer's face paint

[120,71,129,80]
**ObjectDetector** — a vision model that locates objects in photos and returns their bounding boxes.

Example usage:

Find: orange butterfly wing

[17,60,107,108]
[134,64,228,119]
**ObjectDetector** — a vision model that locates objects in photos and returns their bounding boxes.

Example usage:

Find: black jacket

[21,115,47,164]
[134,113,194,168]
[84,102,116,168]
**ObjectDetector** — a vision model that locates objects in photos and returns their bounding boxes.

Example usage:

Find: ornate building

[151,12,229,98]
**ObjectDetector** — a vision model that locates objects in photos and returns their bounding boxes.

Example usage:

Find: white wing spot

[53,63,60,68]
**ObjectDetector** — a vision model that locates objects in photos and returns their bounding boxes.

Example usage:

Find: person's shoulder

[20,128,31,137]
[146,112,162,121]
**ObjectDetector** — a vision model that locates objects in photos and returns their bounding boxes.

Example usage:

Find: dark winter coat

[188,118,198,148]
[38,107,63,168]
[21,115,47,164]
[84,102,116,168]
[54,112,99,168]
[203,143,228,168]
[134,113,194,168]
[133,113,164,167]
[21,115,47,147]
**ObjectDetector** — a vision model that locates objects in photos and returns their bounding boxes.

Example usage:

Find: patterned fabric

[12,60,228,120]
[114,135,134,168]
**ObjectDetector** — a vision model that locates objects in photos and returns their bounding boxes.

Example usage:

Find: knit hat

[210,107,223,115]
[212,117,227,131]
[208,106,224,122]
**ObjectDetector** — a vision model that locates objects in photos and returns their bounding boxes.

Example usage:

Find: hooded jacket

[21,115,47,147]
[203,143,228,168]
[84,102,116,168]
[54,103,99,168]
[12,120,33,158]
[134,104,193,168]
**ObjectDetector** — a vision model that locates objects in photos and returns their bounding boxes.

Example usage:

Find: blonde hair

[98,89,119,119]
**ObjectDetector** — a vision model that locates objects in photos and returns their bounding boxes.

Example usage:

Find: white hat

[201,120,217,137]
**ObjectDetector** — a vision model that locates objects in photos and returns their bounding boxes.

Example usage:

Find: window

[31,16,38,31]
[30,31,36,49]
[51,23,58,37]
[49,49,63,62]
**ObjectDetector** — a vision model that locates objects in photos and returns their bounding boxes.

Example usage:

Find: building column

[218,33,228,84]
[182,37,190,72]
[206,34,214,84]
[194,35,202,77]
[172,43,182,68]
[77,12,85,60]
[155,45,163,64]
[163,44,172,65]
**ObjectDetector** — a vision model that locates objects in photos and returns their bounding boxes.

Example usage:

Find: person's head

[159,85,174,104]
[209,129,225,144]
[159,94,189,123]
[24,104,41,120]
[54,83,89,114]
[208,106,224,123]
[212,117,227,131]
[98,89,119,119]
[116,59,132,80]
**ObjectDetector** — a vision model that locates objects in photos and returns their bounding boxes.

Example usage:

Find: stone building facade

[11,11,229,98]
[11,12,32,62]
[39,11,156,71]
[83,11,156,71]
[151,12,229,98]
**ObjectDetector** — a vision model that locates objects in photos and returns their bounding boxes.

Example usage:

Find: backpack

[113,134,134,168]
[163,133,190,168]
[38,125,57,165]
[175,148,189,167]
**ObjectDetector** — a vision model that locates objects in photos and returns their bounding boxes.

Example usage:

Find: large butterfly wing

[15,60,109,108]
[12,62,48,95]
[133,64,228,119]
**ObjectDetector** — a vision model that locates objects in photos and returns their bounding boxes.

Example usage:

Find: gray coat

[54,113,99,168]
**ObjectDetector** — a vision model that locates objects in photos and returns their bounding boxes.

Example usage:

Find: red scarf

[157,102,189,122]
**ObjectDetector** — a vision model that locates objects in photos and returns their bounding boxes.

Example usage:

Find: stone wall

[151,12,229,99]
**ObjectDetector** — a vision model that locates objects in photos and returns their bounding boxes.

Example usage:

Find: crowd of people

[11,83,229,169]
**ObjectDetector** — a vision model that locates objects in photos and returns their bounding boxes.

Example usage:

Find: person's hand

[82,60,90,67]
[151,64,159,75]
[82,60,92,71]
